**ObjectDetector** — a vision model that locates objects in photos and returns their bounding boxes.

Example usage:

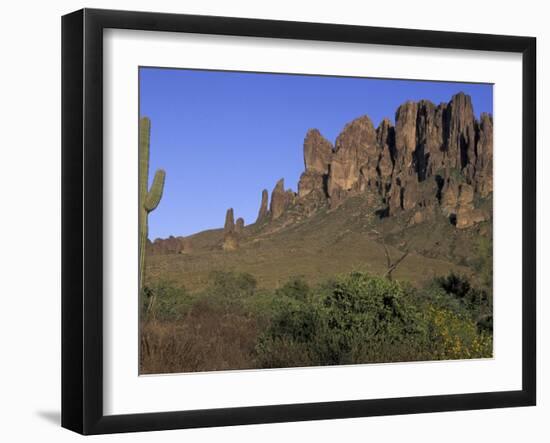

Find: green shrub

[318,272,428,364]
[141,281,191,321]
[258,272,431,366]
[257,272,493,368]
[434,272,491,313]
[255,292,324,367]
[274,277,310,301]
[207,270,257,300]
[268,296,321,343]
[435,272,472,299]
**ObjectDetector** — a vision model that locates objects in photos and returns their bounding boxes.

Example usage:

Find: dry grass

[140,299,260,374]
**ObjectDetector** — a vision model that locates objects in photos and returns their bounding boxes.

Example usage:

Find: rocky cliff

[255,92,492,231]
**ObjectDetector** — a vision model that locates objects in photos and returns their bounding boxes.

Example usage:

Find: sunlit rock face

[256,92,491,229]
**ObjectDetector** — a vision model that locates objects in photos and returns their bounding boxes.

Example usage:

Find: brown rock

[394,101,418,174]
[298,170,325,198]
[457,183,474,208]
[223,208,238,250]
[414,100,446,180]
[439,175,458,216]
[445,92,476,174]
[474,113,493,197]
[235,217,245,234]
[328,115,378,203]
[401,174,420,211]
[270,178,293,219]
[147,235,195,255]
[335,115,378,157]
[256,189,269,223]
[456,207,487,229]
[385,101,423,214]
[224,92,492,231]
[148,236,184,255]
[359,162,378,191]
[376,118,395,185]
[454,182,487,228]
[303,129,333,174]
[224,208,235,233]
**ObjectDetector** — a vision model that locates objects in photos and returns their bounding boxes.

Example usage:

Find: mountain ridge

[148,91,492,258]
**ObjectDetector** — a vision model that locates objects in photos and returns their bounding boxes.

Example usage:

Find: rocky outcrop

[224,208,235,232]
[248,93,492,240]
[328,116,378,206]
[440,180,487,229]
[270,179,295,219]
[298,130,332,200]
[376,118,395,190]
[298,170,325,198]
[256,189,269,223]
[223,208,238,251]
[222,211,246,250]
[235,217,245,234]
[303,129,333,174]
[475,113,493,197]
[260,92,491,229]
[147,236,191,255]
[447,92,477,176]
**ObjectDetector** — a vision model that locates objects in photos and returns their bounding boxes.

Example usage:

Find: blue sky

[139,67,493,239]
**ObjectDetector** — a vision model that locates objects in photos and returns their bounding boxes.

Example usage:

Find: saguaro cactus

[139,117,165,289]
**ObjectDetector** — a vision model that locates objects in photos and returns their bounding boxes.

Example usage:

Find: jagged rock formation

[258,92,492,230]
[328,115,379,206]
[223,208,239,251]
[303,129,333,174]
[256,189,269,222]
[298,130,332,199]
[474,113,494,198]
[270,179,295,220]
[150,92,492,255]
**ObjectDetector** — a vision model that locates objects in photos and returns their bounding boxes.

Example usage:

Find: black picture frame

[62,8,536,435]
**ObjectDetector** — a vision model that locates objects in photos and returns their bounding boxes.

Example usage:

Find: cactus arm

[144,169,166,211]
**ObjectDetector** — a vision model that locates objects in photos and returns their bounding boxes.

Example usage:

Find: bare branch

[371,229,410,280]
[382,242,392,269]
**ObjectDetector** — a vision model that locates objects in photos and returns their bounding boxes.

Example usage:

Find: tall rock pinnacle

[270,178,294,219]
[223,208,238,251]
[224,208,235,233]
[303,129,333,174]
[256,189,269,223]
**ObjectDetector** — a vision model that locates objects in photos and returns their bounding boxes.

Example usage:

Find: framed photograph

[62,8,536,435]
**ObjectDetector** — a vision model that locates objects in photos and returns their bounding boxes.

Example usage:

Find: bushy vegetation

[140,270,492,374]
[141,281,191,321]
